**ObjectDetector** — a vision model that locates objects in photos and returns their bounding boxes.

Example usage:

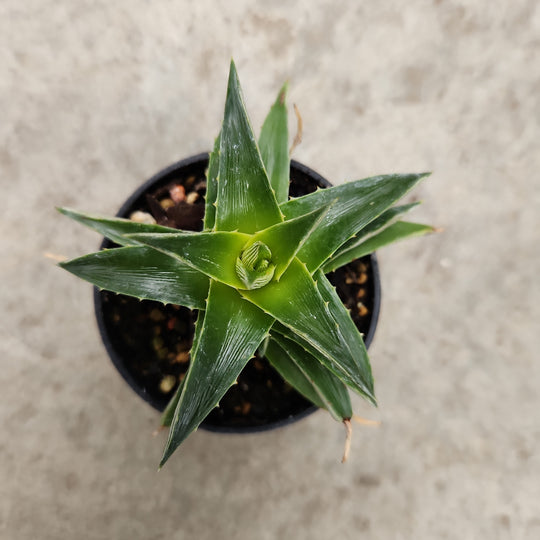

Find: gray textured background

[1,1,539,539]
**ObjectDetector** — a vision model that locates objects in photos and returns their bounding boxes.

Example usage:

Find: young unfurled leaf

[235,241,276,289]
[249,204,329,280]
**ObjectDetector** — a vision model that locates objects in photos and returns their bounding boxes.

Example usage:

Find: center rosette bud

[235,241,276,290]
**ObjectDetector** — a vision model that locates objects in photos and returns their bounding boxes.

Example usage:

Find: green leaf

[59,246,209,309]
[160,376,185,427]
[267,335,352,421]
[356,201,421,239]
[259,82,290,204]
[266,338,326,409]
[322,202,420,271]
[203,133,221,231]
[250,204,329,280]
[215,61,283,233]
[241,258,375,402]
[57,207,176,247]
[129,204,327,289]
[235,241,276,290]
[280,173,430,273]
[161,309,205,427]
[160,281,273,467]
[127,230,250,289]
[323,221,435,272]
[270,270,375,405]
[314,271,374,401]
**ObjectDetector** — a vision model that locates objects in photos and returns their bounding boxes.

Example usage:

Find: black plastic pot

[94,153,381,433]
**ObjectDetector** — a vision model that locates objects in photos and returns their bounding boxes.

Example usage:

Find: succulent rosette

[59,61,433,466]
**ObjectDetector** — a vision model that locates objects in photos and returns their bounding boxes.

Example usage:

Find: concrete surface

[1,1,539,539]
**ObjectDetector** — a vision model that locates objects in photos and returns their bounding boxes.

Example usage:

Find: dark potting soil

[98,160,377,429]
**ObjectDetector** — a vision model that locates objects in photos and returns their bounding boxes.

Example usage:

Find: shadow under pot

[94,153,381,433]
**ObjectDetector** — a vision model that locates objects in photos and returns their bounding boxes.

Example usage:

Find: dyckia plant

[58,61,433,466]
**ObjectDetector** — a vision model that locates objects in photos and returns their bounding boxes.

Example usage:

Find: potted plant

[58,61,433,467]
[90,154,382,434]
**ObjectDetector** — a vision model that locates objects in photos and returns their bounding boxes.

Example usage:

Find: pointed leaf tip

[217,60,282,232]
[159,282,273,465]
[259,81,291,204]
[278,82,288,105]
